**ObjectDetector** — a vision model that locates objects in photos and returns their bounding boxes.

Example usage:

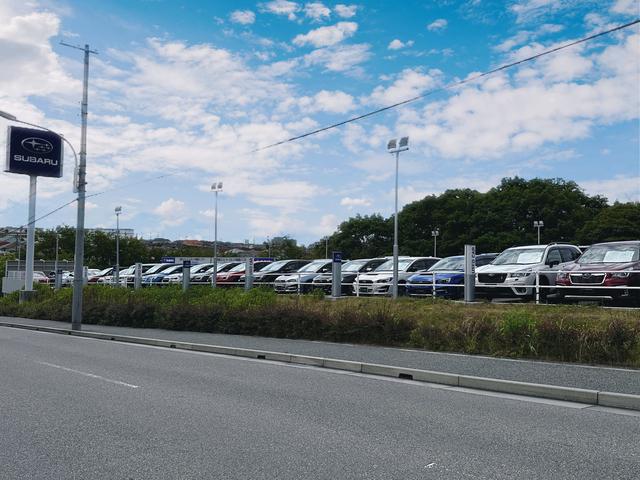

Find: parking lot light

[533,220,544,245]
[432,228,440,257]
[115,206,122,286]
[211,182,223,288]
[387,136,409,299]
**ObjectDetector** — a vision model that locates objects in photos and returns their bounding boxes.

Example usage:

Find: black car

[241,259,311,287]
[312,258,388,295]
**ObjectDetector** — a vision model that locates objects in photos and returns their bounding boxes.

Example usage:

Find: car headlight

[509,272,532,278]
[438,277,450,284]
[376,277,391,283]
[285,278,297,283]
[611,271,631,278]
[557,272,569,280]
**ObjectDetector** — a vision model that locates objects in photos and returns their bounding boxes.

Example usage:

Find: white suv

[476,243,581,300]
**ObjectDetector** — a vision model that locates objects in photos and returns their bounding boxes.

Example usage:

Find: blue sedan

[407,254,498,299]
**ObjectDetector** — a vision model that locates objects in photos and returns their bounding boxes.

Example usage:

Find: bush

[0,286,638,366]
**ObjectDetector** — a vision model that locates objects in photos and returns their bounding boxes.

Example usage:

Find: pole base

[19,290,37,303]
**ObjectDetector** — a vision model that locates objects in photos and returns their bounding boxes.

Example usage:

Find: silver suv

[475,243,581,299]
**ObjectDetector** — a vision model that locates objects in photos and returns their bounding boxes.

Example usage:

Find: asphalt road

[3,316,639,395]
[1,327,638,479]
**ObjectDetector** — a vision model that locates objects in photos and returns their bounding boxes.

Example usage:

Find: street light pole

[432,228,440,257]
[54,232,60,290]
[211,182,223,288]
[115,206,122,286]
[387,137,409,299]
[533,220,544,245]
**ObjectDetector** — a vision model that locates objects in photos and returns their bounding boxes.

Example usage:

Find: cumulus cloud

[293,21,358,48]
[340,197,372,208]
[154,198,188,226]
[260,0,300,20]
[580,175,640,203]
[611,0,639,15]
[366,68,443,105]
[427,18,448,31]
[295,90,356,113]
[230,10,256,25]
[304,2,331,21]
[405,33,640,159]
[303,43,371,72]
[334,4,357,18]
[388,39,414,50]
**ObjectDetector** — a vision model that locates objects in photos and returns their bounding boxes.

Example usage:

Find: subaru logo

[21,137,53,154]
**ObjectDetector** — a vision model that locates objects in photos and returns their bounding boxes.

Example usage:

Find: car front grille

[478,273,507,283]
[358,279,373,284]
[570,273,605,285]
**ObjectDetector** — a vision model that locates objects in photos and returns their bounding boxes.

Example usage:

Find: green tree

[328,214,392,259]
[578,202,640,244]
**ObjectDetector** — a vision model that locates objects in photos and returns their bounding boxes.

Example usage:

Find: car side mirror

[547,260,560,268]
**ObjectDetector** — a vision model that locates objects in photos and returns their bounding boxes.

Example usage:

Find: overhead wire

[3,19,638,240]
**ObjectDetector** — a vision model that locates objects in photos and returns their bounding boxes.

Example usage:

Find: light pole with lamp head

[387,136,409,299]
[432,228,440,257]
[115,206,122,286]
[533,220,544,245]
[211,182,223,288]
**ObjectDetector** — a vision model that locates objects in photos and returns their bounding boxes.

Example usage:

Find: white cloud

[304,2,331,21]
[366,68,442,106]
[230,10,256,25]
[509,0,584,24]
[310,214,338,236]
[427,19,448,32]
[154,198,188,226]
[261,0,300,20]
[295,90,356,114]
[611,0,639,15]
[404,32,640,159]
[334,4,357,18]
[340,197,372,208]
[293,21,357,48]
[580,176,640,203]
[303,43,371,72]
[388,39,414,50]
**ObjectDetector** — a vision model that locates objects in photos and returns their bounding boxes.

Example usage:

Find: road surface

[0,327,638,479]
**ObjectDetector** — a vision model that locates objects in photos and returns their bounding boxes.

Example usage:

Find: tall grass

[1,285,638,367]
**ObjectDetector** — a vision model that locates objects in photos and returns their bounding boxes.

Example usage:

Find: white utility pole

[64,42,97,331]
[387,137,409,299]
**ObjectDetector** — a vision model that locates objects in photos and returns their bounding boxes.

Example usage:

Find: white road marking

[36,361,139,389]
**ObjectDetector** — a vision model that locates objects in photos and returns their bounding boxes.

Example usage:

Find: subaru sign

[5,126,63,178]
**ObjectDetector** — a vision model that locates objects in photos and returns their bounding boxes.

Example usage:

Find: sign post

[244,257,253,291]
[182,260,191,292]
[331,251,342,298]
[464,244,476,303]
[4,126,63,301]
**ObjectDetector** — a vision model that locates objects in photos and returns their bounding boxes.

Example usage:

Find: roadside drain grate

[398,373,413,380]
[169,344,176,348]
[257,355,266,360]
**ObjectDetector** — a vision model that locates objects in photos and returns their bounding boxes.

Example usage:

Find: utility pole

[63,42,97,331]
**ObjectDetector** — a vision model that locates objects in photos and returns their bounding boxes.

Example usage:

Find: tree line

[5,177,638,268]
[307,177,640,259]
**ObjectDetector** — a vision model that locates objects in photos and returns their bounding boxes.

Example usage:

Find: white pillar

[25,175,37,291]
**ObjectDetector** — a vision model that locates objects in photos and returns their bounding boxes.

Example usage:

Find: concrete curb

[2,321,638,411]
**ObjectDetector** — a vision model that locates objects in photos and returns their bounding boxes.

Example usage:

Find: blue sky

[1,0,639,245]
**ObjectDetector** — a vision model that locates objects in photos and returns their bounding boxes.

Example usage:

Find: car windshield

[97,267,111,275]
[229,263,246,272]
[120,267,134,275]
[260,260,289,272]
[298,261,329,273]
[342,260,366,272]
[428,257,464,272]
[163,265,183,274]
[145,263,174,274]
[375,259,413,271]
[190,264,211,273]
[578,245,639,264]
[492,248,545,265]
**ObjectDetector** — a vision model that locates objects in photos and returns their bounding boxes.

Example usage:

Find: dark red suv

[555,241,640,305]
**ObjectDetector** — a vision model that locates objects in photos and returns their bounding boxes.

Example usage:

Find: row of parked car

[46,240,639,306]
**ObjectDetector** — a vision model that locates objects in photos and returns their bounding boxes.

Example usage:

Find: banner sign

[161,257,176,263]
[5,126,63,177]
[332,251,343,263]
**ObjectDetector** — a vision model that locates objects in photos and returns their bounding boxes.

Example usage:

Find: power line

[3,19,638,238]
[249,19,640,154]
